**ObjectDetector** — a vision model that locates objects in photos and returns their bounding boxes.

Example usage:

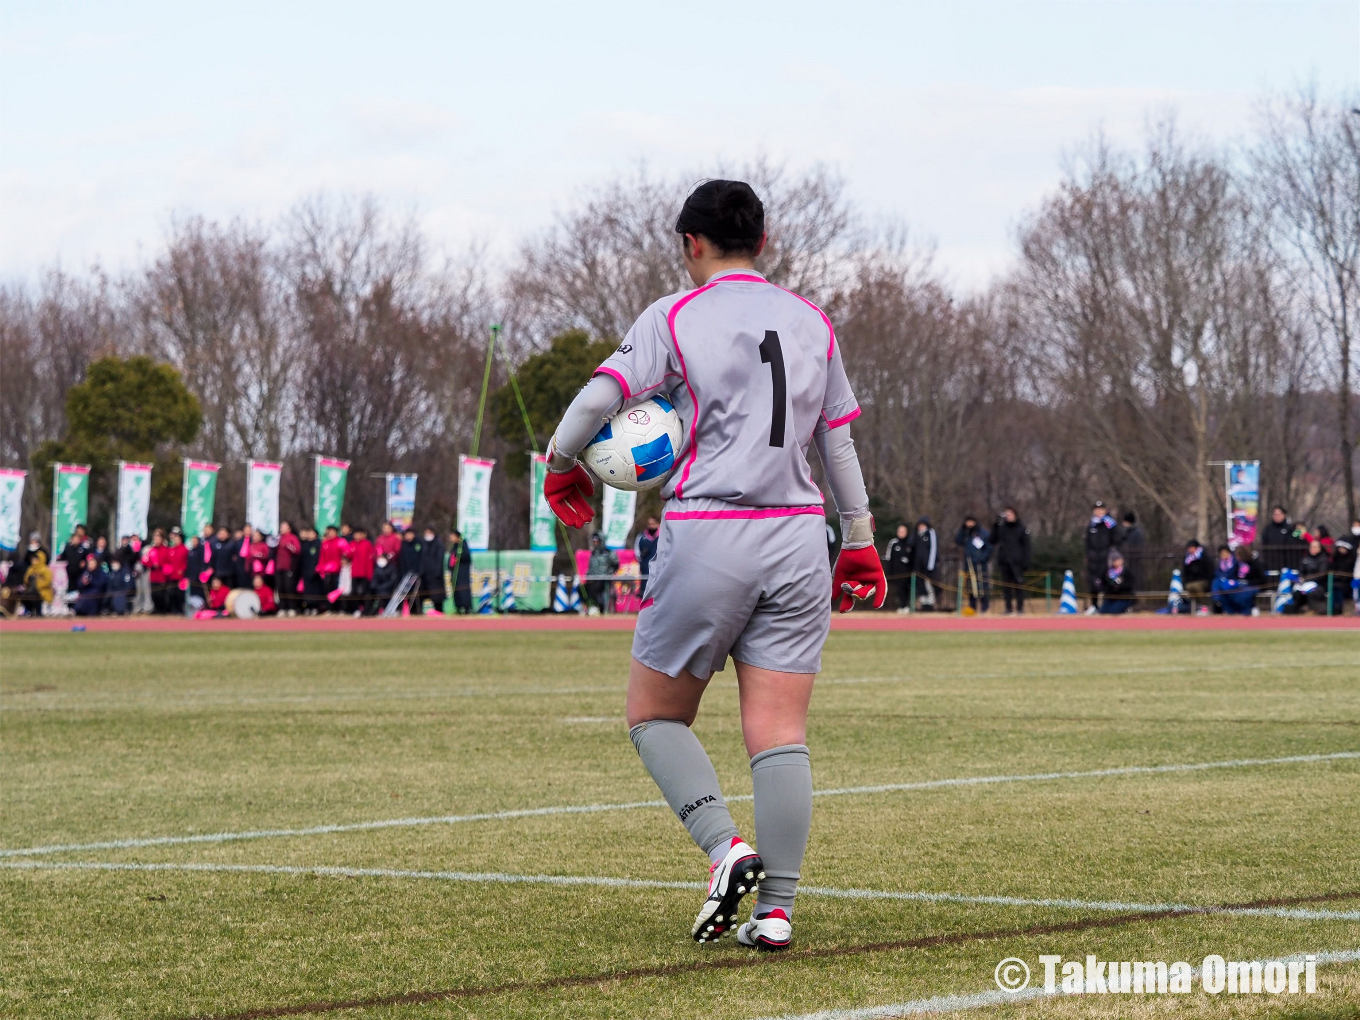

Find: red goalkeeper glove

[832,514,886,613]
[544,462,595,529]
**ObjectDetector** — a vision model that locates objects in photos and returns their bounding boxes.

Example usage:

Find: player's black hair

[674,180,764,256]
[1122,510,1137,524]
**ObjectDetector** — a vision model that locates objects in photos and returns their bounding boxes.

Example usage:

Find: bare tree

[831,248,995,527]
[1013,126,1306,541]
[1253,89,1360,520]
[0,269,121,533]
[506,161,862,348]
[132,217,296,465]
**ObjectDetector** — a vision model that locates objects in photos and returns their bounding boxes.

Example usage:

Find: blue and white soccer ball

[582,396,684,491]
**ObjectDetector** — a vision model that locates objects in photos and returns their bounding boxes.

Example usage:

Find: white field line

[2,751,1356,859]
[4,860,1359,923]
[744,947,1360,1020]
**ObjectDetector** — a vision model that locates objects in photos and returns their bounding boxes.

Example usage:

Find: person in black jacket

[74,554,107,617]
[372,554,398,613]
[1098,549,1136,614]
[1259,506,1306,573]
[398,527,422,612]
[883,524,913,612]
[907,517,939,610]
[418,527,445,613]
[1296,539,1333,614]
[106,556,136,615]
[954,515,993,613]
[1084,501,1119,611]
[1118,510,1145,593]
[60,524,93,575]
[297,526,322,613]
[1180,539,1213,613]
[210,526,235,585]
[991,507,1032,615]
[448,529,474,614]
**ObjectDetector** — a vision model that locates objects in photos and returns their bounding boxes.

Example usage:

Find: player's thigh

[734,661,814,757]
[631,517,761,681]
[626,657,711,728]
[732,514,831,677]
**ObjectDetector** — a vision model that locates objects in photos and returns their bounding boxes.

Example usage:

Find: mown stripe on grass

[151,894,1360,1020]
[5,861,1359,923]
[746,947,1360,1020]
[3,750,1355,859]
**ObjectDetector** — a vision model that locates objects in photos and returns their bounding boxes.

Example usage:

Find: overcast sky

[2,0,1356,288]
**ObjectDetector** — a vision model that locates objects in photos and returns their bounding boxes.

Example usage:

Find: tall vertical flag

[457,455,495,551]
[115,462,153,540]
[313,456,350,531]
[1224,461,1260,549]
[529,454,556,552]
[601,487,636,550]
[385,473,417,530]
[246,461,282,535]
[51,463,90,552]
[181,460,220,536]
[0,468,26,550]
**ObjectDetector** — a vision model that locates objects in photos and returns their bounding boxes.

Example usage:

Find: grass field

[2,627,1358,1020]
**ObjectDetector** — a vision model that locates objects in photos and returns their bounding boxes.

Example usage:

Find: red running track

[1,613,1355,634]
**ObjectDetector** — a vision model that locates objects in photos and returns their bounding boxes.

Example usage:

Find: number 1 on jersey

[759,330,787,448]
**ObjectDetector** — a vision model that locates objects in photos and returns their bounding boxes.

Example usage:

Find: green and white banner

[601,487,636,550]
[0,468,25,550]
[115,461,153,540]
[314,456,350,531]
[529,454,556,552]
[457,455,495,551]
[246,460,282,535]
[181,460,220,536]
[51,463,90,552]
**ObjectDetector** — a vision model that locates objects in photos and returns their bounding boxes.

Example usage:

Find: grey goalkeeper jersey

[594,269,860,508]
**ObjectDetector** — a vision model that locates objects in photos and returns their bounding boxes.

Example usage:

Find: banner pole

[115,460,125,544]
[51,462,59,552]
[469,325,499,458]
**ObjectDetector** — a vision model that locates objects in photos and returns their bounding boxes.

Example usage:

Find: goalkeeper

[544,179,884,951]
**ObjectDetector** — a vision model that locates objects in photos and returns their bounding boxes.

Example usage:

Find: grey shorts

[632,499,832,680]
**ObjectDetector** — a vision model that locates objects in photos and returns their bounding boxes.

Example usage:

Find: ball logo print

[582,396,683,492]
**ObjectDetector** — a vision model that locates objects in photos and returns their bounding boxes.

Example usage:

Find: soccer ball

[582,396,684,491]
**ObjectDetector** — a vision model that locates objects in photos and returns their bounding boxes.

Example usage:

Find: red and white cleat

[736,908,792,951]
[692,838,763,943]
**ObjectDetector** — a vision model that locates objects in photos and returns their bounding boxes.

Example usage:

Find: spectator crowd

[877,502,1358,617]
[1,520,477,619]
[2,502,1356,619]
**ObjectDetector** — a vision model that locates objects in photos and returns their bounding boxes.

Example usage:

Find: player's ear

[753,231,767,258]
[683,233,701,260]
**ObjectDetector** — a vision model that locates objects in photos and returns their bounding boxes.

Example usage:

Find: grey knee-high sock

[750,744,812,914]
[630,720,740,860]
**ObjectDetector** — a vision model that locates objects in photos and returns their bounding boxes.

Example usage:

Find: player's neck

[687,258,758,287]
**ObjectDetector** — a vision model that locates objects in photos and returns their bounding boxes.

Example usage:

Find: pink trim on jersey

[638,597,655,610]
[593,367,631,399]
[823,407,861,430]
[666,279,730,498]
[665,506,825,521]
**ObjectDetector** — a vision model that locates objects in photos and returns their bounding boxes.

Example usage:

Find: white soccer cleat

[737,908,793,951]
[692,838,763,943]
